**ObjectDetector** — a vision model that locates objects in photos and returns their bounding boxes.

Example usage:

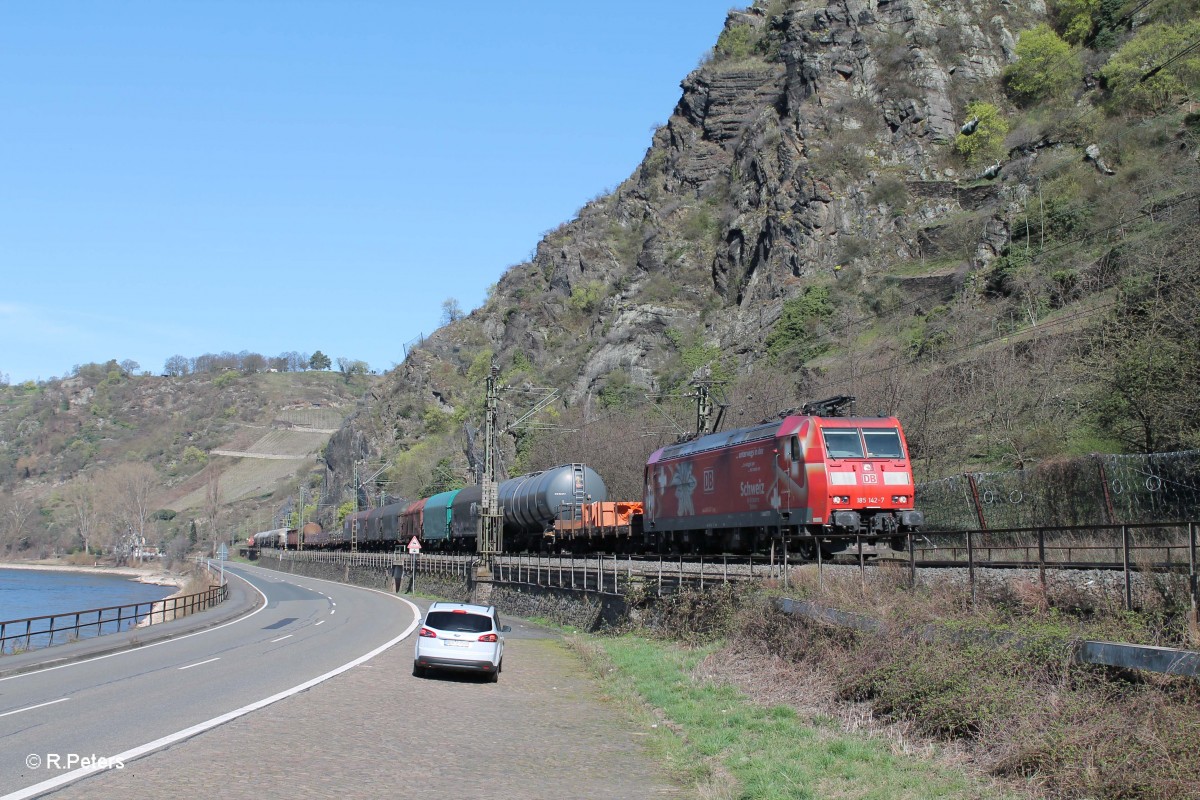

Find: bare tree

[102,463,159,563]
[0,493,37,557]
[204,465,223,550]
[60,476,103,555]
[441,298,464,325]
[163,355,191,376]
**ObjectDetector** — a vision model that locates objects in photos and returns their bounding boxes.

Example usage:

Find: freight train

[247,397,923,559]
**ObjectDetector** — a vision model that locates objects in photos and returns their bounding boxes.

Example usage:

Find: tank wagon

[337,464,606,552]
[247,528,288,548]
[246,522,326,549]
[644,396,923,557]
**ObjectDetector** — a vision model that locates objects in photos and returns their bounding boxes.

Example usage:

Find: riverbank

[0,559,187,591]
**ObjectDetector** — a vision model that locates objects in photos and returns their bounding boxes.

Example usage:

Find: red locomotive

[644,396,922,557]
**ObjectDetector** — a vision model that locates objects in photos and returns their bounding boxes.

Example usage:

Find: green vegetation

[954,101,1009,167]
[568,281,606,314]
[1003,24,1081,105]
[713,23,757,61]
[578,634,997,799]
[765,286,836,363]
[1100,20,1200,113]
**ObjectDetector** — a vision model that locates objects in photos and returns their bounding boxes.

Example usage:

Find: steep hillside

[0,366,372,555]
[326,0,1198,515]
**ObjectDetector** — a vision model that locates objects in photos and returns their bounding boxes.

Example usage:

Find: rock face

[352,0,1054,483]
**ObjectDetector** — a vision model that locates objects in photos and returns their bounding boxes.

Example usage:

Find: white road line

[177,657,220,671]
[0,588,420,800]
[0,697,69,718]
[270,634,293,643]
[314,620,325,626]
[329,609,335,615]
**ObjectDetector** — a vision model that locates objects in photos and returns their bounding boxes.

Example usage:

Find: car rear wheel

[412,662,425,678]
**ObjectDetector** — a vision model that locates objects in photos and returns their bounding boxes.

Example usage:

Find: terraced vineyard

[170,404,352,510]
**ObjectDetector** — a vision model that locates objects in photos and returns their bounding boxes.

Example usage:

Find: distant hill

[0,366,373,557]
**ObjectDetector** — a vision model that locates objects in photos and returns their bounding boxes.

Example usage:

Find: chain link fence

[917,451,1200,531]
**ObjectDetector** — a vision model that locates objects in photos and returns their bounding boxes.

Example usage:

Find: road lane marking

[314,620,325,626]
[0,591,420,800]
[178,658,220,671]
[0,698,69,718]
[270,634,293,643]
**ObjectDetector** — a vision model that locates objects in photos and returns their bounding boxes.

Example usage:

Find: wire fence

[916,450,1200,530]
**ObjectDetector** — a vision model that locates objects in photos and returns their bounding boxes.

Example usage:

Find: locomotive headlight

[892,495,908,503]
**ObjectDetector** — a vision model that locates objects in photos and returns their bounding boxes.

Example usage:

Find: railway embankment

[250,551,1199,798]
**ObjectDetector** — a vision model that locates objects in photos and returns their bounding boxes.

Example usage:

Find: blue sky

[0,1,738,383]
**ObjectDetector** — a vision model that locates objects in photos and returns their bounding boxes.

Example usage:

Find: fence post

[908,531,916,589]
[1122,524,1133,611]
[966,529,976,606]
[816,538,823,591]
[1187,521,1198,629]
[966,473,988,530]
[1038,528,1047,595]
[783,536,790,590]
[858,534,865,592]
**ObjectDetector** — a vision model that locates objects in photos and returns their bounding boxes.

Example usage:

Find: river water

[0,567,176,651]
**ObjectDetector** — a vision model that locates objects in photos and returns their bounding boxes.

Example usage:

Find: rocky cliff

[323,0,1200,507]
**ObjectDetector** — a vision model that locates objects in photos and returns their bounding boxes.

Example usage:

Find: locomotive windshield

[822,429,864,458]
[822,427,906,459]
[863,428,904,458]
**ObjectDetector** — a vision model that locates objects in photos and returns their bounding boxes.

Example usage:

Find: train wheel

[796,539,817,561]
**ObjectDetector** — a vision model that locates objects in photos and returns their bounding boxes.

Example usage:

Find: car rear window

[425,611,493,633]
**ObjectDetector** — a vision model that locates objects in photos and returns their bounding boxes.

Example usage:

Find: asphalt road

[0,564,419,799]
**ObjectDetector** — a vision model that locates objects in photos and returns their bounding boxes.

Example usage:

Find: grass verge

[570,633,1013,800]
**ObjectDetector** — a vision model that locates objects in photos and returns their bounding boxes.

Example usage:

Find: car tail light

[419,627,437,638]
[478,633,498,642]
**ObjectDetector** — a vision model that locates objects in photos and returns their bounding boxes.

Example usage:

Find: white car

[413,602,509,682]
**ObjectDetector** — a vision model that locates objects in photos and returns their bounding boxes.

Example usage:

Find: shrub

[568,281,605,314]
[713,23,757,61]
[765,286,835,362]
[1051,0,1100,43]
[1101,20,1200,113]
[954,101,1010,167]
[1003,25,1082,105]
